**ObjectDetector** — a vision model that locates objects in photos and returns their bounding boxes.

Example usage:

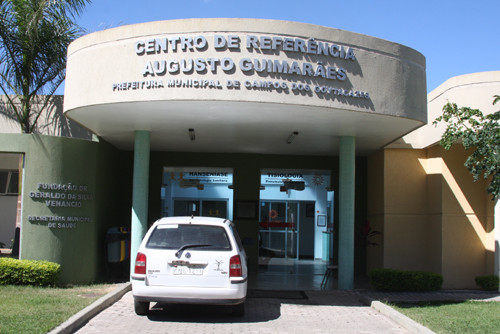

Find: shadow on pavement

[146,299,282,323]
[145,290,367,323]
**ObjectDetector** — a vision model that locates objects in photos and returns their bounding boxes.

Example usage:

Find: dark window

[7,172,18,194]
[230,225,244,251]
[0,171,7,194]
[0,171,18,195]
[146,224,232,251]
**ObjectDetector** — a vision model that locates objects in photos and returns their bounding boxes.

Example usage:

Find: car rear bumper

[132,276,247,305]
[134,295,246,305]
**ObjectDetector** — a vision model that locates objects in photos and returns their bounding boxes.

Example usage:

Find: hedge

[475,275,499,291]
[0,258,60,286]
[369,268,443,291]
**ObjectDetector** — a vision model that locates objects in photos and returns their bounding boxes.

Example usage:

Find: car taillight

[134,252,146,274]
[229,255,242,277]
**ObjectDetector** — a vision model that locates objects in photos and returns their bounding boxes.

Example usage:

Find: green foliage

[475,275,499,291]
[0,0,91,133]
[369,268,443,291]
[0,284,115,334]
[392,301,500,334]
[0,258,60,286]
[434,95,500,200]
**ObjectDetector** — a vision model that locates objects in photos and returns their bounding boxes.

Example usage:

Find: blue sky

[74,0,499,93]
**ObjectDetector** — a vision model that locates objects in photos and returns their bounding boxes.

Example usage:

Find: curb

[370,301,435,334]
[48,282,132,334]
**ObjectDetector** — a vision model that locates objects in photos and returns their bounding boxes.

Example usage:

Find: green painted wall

[0,134,120,284]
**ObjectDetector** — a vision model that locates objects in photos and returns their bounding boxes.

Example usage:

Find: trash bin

[106,227,130,263]
[105,227,131,282]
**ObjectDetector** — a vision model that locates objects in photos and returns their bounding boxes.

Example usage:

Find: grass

[0,284,117,334]
[391,300,500,334]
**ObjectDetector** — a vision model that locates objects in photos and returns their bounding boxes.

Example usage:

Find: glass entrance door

[259,201,298,259]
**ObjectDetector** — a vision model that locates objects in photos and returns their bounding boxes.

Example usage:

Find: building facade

[0,19,497,289]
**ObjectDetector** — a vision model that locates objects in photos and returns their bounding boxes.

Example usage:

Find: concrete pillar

[338,136,355,290]
[130,131,151,274]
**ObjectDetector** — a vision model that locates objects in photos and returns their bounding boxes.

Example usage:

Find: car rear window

[146,224,232,251]
[230,225,244,251]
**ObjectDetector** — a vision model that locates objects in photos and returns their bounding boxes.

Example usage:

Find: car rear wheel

[232,302,245,317]
[134,300,149,316]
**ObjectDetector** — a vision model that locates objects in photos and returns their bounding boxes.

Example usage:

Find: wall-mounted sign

[165,169,232,185]
[262,171,305,185]
[28,182,94,229]
[112,33,370,101]
[282,180,306,191]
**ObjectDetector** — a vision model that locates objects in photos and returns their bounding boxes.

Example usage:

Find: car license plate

[172,266,203,275]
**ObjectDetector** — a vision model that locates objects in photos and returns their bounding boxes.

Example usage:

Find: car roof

[152,216,232,227]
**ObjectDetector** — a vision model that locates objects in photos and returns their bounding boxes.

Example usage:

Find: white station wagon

[131,216,248,316]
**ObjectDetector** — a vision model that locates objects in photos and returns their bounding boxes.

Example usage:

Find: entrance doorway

[257,169,335,290]
[258,169,333,265]
[161,167,233,220]
[0,153,22,257]
[259,201,316,260]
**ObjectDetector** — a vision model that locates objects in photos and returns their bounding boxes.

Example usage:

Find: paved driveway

[74,290,410,334]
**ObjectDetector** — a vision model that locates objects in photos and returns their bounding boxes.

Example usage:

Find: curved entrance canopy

[67,101,422,155]
[64,18,427,155]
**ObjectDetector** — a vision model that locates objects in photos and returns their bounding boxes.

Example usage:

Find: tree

[0,0,90,133]
[434,95,500,200]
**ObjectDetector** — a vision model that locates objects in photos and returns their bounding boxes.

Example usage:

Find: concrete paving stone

[65,278,499,334]
[73,291,411,334]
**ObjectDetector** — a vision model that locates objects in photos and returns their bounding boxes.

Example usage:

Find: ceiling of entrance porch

[66,100,424,156]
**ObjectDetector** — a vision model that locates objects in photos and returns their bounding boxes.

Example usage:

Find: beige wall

[369,71,499,289]
[366,149,384,271]
[368,149,441,273]
[0,95,92,139]
[384,150,433,270]
[368,145,494,288]
[429,145,493,288]
[65,18,427,123]
[63,19,427,155]
[396,71,500,149]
